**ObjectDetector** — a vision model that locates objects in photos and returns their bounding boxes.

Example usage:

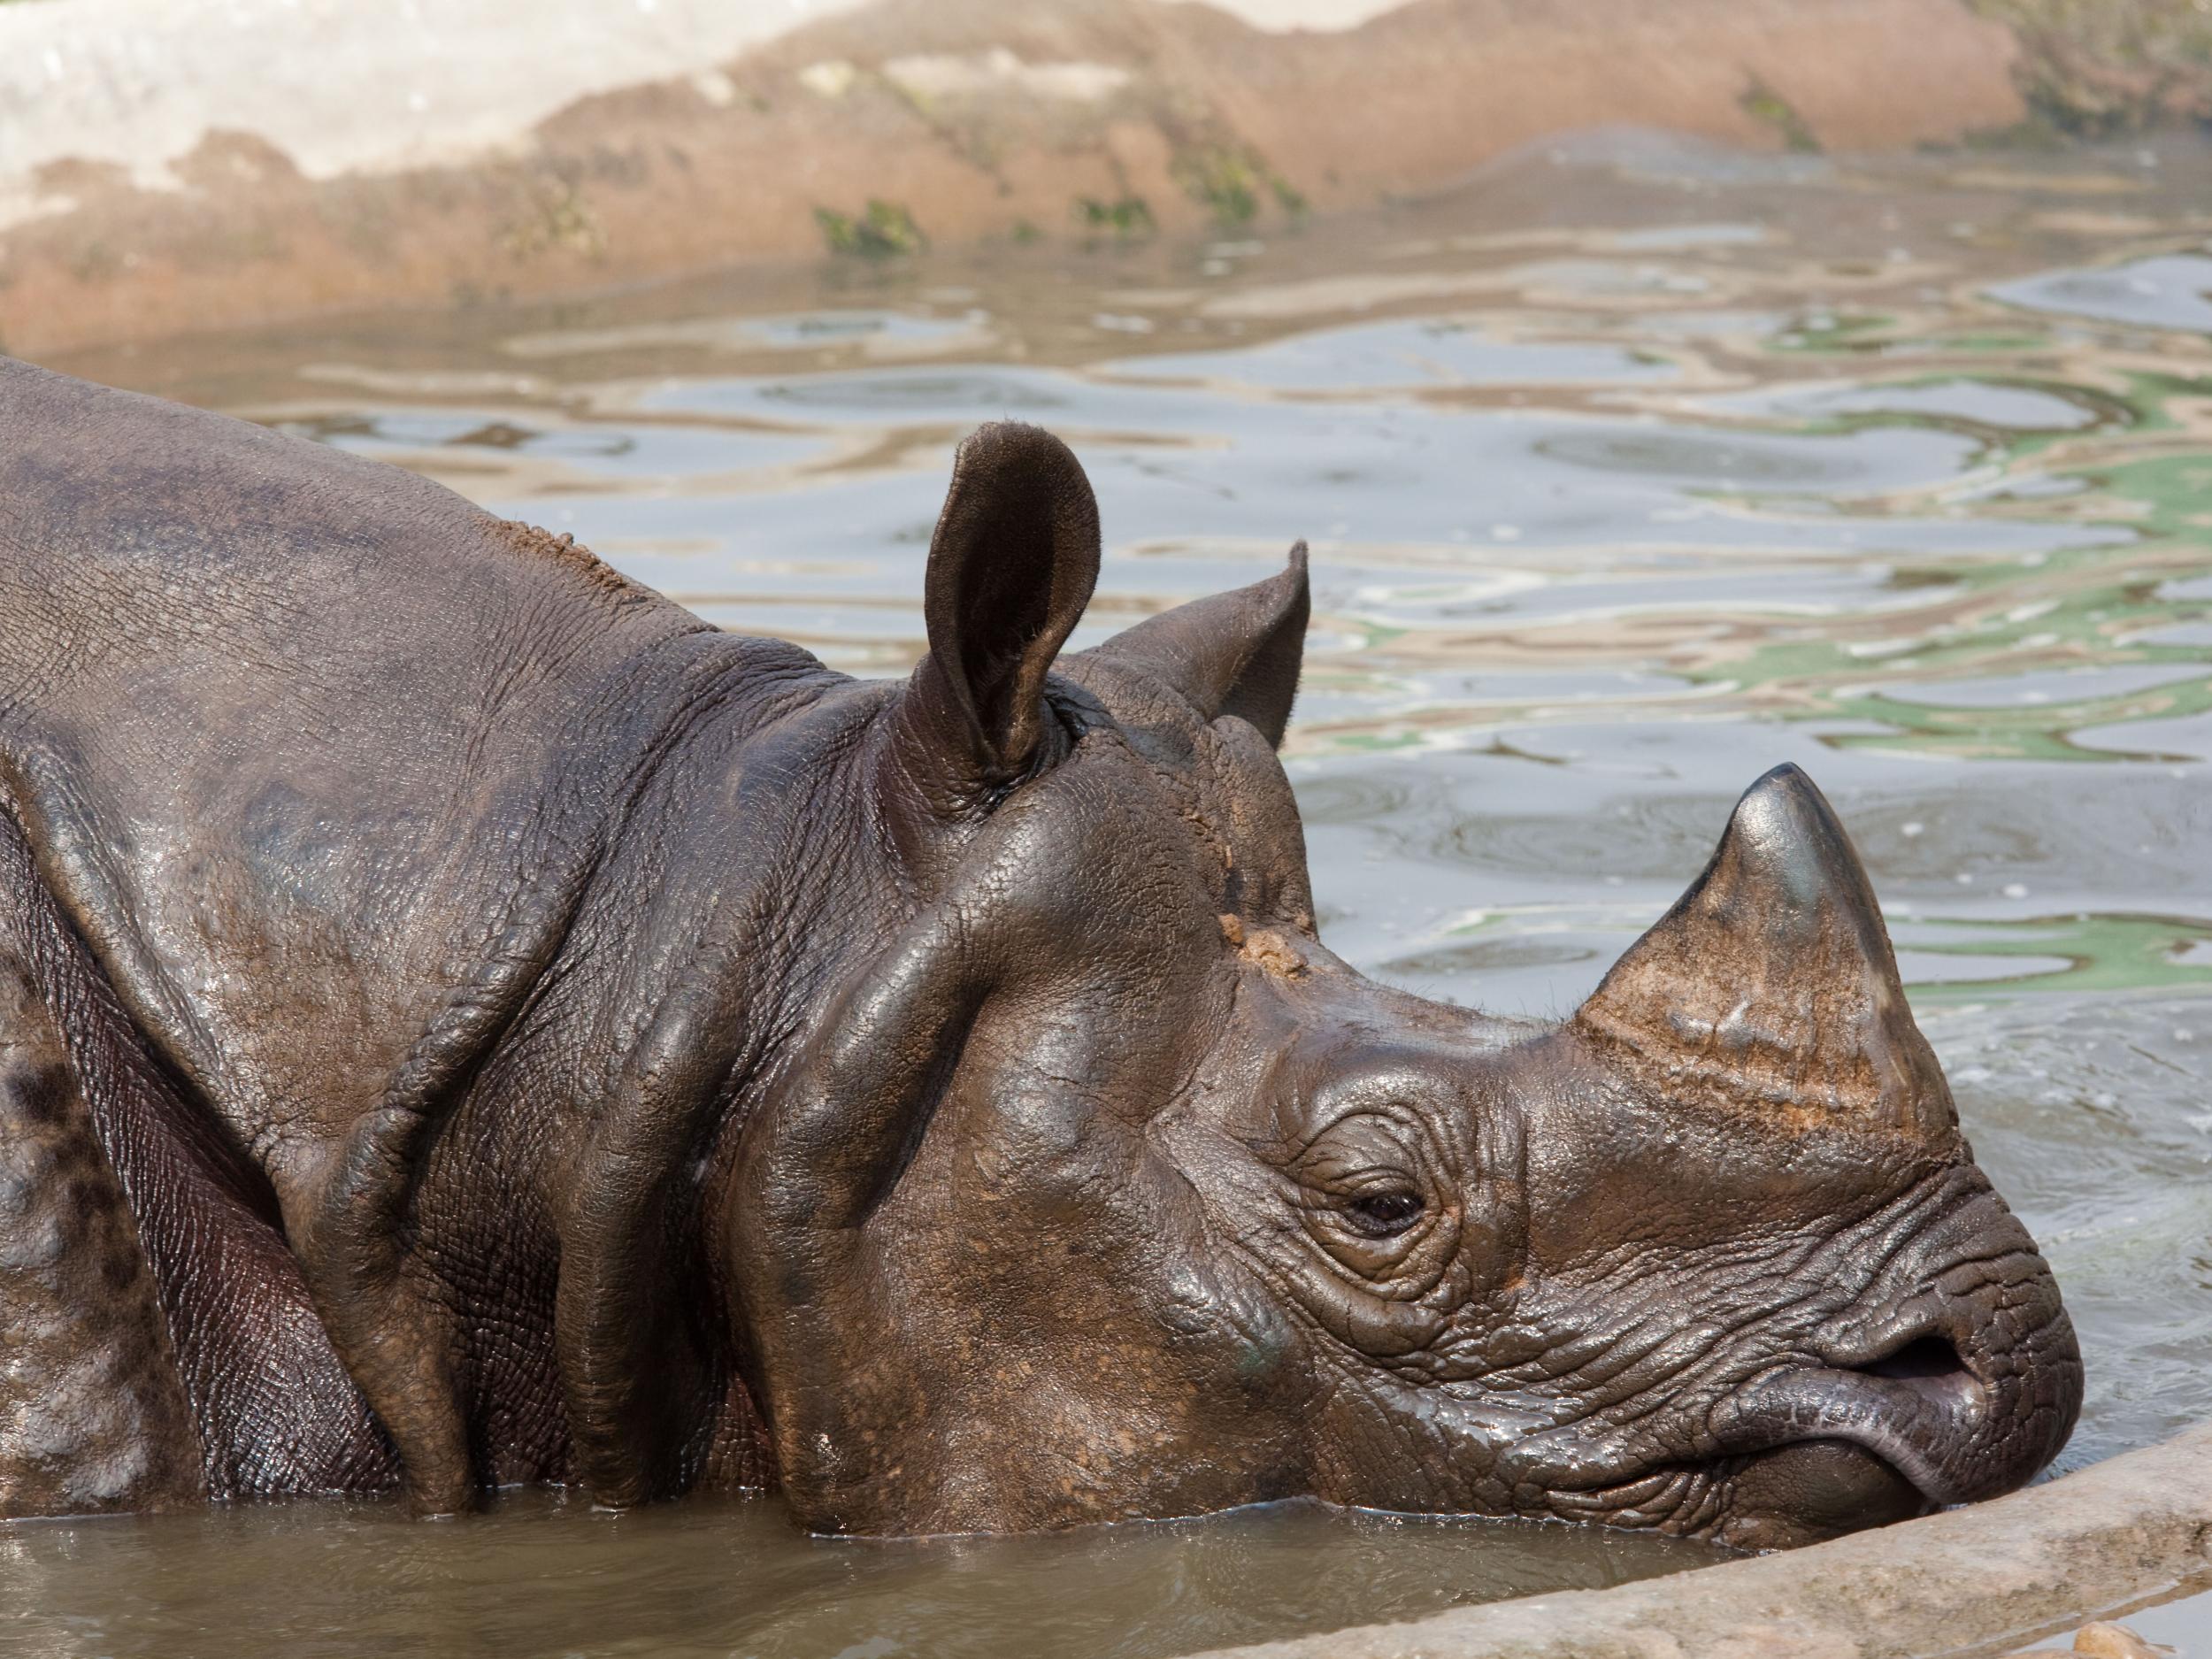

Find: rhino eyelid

[1280,1096,1429,1149]
[1290,1103,1429,1153]
[1293,1149,1417,1193]
[1331,1165,1419,1194]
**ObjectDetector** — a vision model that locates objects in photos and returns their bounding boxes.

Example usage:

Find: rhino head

[730,423,2081,1547]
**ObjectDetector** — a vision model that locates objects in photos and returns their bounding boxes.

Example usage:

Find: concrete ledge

[1180,1425,2212,1659]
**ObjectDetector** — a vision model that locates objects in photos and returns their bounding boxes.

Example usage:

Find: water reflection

[1990,252,2212,334]
[1097,318,1673,391]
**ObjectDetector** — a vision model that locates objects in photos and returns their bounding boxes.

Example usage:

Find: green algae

[1968,0,2212,136]
[814,200,926,259]
[1741,78,1822,154]
[1075,196,1156,241]
[1172,143,1304,228]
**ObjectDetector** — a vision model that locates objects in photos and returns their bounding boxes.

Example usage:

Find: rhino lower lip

[1501,1345,1986,1509]
[1720,1363,1986,1506]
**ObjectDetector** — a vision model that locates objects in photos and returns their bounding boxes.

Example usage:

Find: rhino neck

[274,633,876,1510]
[497,665,929,1504]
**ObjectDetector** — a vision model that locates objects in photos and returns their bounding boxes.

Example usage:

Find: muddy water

[0,1491,1717,1657]
[18,130,2212,1655]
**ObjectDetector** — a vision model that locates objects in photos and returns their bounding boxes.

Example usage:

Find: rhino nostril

[1862,1334,1966,1383]
[1853,1333,1985,1416]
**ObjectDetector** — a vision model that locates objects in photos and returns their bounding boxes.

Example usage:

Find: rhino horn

[1574,764,1956,1141]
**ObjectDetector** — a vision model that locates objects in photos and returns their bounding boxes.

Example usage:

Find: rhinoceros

[0,357,2079,1546]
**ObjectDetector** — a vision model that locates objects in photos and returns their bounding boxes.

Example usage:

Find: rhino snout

[1720,1225,2083,1518]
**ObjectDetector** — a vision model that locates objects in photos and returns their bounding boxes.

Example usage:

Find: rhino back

[0,356,772,1179]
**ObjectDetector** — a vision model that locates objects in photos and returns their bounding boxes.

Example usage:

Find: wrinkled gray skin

[0,357,2079,1548]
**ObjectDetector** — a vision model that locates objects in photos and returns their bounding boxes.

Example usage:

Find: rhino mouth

[1707,1439,1932,1546]
[1537,1347,1981,1546]
[1540,1435,1929,1548]
[1517,1309,2073,1543]
[1721,1331,1991,1507]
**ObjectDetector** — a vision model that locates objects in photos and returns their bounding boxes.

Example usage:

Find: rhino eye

[1344,1189,1425,1238]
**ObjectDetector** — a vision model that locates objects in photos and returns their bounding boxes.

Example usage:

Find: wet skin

[0,356,2079,1543]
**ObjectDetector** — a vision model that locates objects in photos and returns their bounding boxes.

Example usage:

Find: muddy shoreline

[0,0,2053,358]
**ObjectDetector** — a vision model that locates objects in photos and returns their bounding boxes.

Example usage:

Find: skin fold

[0,356,2081,1543]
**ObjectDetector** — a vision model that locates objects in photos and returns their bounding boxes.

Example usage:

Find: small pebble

[1995,1620,2171,1659]
[2074,1620,2170,1659]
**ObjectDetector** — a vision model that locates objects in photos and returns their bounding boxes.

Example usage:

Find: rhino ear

[1087,544,1310,748]
[910,422,1101,787]
[1574,764,1955,1141]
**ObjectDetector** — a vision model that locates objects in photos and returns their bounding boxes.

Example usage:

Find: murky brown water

[19,127,2212,1657]
[0,1491,1714,1657]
